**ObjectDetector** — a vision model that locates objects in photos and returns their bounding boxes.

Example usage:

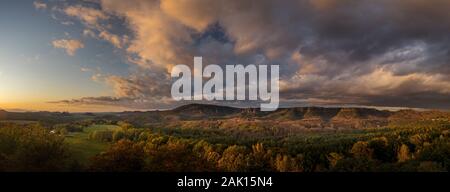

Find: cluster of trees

[0,123,70,171]
[280,121,450,171]
[90,138,276,172]
[52,123,85,135]
[88,121,449,172]
[0,119,448,172]
[88,122,147,142]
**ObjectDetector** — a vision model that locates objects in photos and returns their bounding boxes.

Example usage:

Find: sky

[0,0,450,112]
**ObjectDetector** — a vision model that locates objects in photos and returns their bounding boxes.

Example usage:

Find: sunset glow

[1,0,450,112]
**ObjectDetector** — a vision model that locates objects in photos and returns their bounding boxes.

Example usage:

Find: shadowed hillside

[109,105,450,131]
[1,104,449,130]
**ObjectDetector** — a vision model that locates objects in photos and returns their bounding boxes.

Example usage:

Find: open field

[65,124,121,164]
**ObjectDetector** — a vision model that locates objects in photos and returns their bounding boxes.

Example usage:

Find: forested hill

[1,104,449,130]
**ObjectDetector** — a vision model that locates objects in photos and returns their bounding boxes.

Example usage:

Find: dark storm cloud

[298,0,450,75]
[50,0,450,110]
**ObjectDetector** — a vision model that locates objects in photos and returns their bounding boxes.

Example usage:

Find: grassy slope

[65,124,120,164]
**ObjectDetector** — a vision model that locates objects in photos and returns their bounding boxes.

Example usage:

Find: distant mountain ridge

[170,104,393,119]
[1,104,449,130]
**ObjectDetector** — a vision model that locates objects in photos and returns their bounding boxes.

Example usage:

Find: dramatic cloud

[104,68,172,99]
[64,5,108,28]
[52,39,84,56]
[82,29,96,38]
[98,31,127,49]
[50,0,450,109]
[33,1,47,10]
[49,96,174,110]
[80,67,91,72]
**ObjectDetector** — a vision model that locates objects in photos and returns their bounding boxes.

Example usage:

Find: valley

[0,104,449,172]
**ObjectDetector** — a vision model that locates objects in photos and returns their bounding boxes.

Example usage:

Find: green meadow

[65,124,121,163]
